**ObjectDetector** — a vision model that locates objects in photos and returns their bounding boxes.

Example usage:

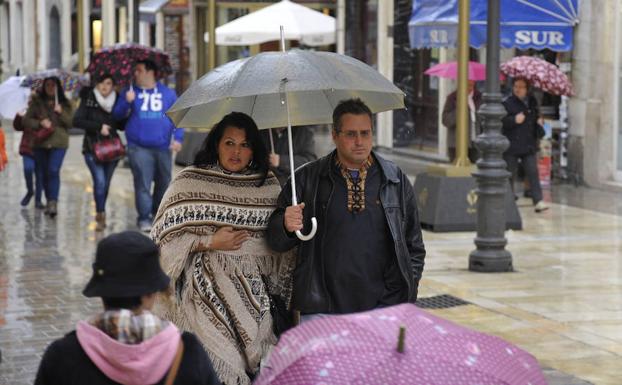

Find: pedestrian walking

[22,76,74,217]
[501,77,549,212]
[441,80,482,163]
[151,112,295,385]
[13,106,44,208]
[267,98,426,320]
[73,74,123,231]
[261,125,317,185]
[34,231,221,385]
[112,59,184,233]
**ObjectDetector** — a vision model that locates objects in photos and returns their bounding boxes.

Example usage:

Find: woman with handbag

[73,74,124,231]
[22,76,74,218]
[151,112,295,385]
[14,101,45,208]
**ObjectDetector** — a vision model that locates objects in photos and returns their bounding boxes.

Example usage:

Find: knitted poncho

[151,165,295,385]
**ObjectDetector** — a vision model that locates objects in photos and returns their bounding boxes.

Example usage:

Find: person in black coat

[262,125,317,185]
[34,231,221,385]
[441,80,482,163]
[501,78,549,212]
[73,74,124,231]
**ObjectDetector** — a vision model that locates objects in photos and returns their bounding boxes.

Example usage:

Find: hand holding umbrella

[279,26,317,241]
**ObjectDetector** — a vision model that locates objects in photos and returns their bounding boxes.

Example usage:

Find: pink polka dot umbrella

[501,56,574,96]
[86,43,173,88]
[255,304,547,385]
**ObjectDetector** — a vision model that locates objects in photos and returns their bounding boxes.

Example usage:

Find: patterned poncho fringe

[151,165,295,385]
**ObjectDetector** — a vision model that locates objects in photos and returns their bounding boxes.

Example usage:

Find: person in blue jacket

[112,59,184,232]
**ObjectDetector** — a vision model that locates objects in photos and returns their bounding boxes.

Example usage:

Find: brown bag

[164,340,184,385]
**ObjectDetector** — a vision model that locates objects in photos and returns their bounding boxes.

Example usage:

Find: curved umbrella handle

[295,217,317,241]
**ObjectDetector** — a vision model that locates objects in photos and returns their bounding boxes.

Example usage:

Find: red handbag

[32,124,55,144]
[93,133,126,163]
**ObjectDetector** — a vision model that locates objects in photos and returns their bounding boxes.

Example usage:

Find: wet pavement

[1,127,619,384]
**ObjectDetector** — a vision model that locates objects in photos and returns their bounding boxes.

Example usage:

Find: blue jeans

[23,155,43,203]
[84,153,119,213]
[34,148,67,201]
[127,145,172,223]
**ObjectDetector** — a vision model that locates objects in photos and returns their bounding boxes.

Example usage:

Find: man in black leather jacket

[267,99,426,319]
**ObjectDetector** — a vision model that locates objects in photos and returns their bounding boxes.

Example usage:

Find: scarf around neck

[93,88,117,113]
[335,154,374,213]
[89,309,169,344]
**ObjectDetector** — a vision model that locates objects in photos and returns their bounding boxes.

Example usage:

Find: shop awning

[409,0,579,51]
[139,0,169,14]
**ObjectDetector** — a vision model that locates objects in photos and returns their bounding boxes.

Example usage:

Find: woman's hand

[54,104,62,114]
[41,119,52,129]
[101,124,111,136]
[515,112,526,124]
[209,226,249,251]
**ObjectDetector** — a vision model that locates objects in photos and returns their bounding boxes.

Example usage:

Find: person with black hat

[34,231,220,385]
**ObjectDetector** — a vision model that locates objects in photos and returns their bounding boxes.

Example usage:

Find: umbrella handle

[295,217,317,241]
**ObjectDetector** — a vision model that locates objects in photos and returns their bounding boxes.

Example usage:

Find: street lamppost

[469,0,513,272]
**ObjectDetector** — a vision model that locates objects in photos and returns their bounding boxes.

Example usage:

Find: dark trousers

[22,155,43,203]
[504,152,542,204]
[34,148,67,201]
[84,153,119,213]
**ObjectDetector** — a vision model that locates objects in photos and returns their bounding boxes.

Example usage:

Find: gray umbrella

[167,35,404,240]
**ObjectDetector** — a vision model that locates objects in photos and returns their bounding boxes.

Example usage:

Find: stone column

[22,0,36,73]
[102,0,116,46]
[376,0,394,148]
[61,0,72,68]
[156,11,165,50]
[9,0,23,72]
[37,0,48,70]
[0,3,10,76]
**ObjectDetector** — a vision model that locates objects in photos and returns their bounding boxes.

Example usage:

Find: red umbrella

[501,56,574,96]
[256,304,547,385]
[86,43,173,87]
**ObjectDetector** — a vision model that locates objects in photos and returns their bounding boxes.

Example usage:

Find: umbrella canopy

[256,304,547,385]
[425,61,487,81]
[0,76,30,119]
[167,49,404,130]
[501,56,574,96]
[86,43,173,87]
[20,69,88,93]
[214,0,335,46]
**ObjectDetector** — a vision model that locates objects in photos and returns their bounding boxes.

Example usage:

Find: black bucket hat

[83,231,170,298]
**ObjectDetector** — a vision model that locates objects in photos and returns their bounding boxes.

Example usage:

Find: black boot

[20,192,33,206]
[46,201,58,218]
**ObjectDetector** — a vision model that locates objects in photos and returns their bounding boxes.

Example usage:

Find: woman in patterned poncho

[151,112,295,385]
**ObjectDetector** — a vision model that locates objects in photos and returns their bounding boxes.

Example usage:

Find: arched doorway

[48,5,61,69]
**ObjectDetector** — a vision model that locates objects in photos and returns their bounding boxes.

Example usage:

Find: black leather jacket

[267,151,426,314]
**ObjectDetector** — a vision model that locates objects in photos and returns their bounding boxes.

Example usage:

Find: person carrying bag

[73,74,125,231]
[22,76,74,218]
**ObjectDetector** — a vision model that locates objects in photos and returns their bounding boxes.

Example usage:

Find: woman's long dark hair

[38,76,69,105]
[194,112,269,186]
